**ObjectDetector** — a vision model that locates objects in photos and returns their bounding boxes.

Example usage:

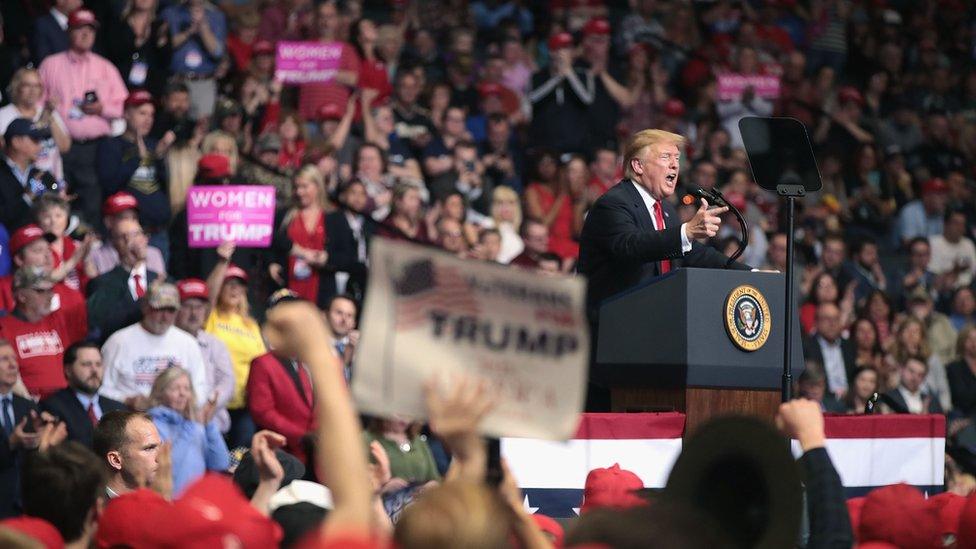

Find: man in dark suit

[322,180,375,304]
[30,0,77,65]
[802,303,857,399]
[40,341,125,448]
[578,129,750,318]
[0,338,40,517]
[883,356,944,414]
[86,218,160,343]
[0,119,48,231]
[578,129,750,411]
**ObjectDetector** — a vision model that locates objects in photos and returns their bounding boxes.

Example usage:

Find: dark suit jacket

[39,389,126,448]
[0,394,38,518]
[0,160,33,231]
[31,12,69,65]
[578,180,750,317]
[86,265,160,344]
[322,209,375,304]
[246,352,315,463]
[802,335,857,390]
[882,388,944,415]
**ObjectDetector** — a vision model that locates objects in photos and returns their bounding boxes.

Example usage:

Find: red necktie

[133,273,146,298]
[652,201,671,274]
[87,402,98,426]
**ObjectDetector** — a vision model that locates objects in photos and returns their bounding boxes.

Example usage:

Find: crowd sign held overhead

[274,41,344,84]
[354,238,590,441]
[717,73,781,101]
[186,186,276,248]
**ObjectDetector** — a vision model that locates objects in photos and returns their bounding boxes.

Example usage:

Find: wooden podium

[592,268,804,434]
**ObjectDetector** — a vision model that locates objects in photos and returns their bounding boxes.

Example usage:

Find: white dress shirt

[631,181,692,253]
[817,335,849,394]
[74,391,103,420]
[126,263,149,301]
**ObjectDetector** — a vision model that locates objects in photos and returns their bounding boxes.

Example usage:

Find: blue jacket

[149,406,230,495]
[31,13,69,66]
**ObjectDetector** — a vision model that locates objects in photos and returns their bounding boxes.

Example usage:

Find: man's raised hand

[685,198,728,240]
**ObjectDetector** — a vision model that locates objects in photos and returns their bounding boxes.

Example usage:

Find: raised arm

[265,302,373,535]
[205,241,235,311]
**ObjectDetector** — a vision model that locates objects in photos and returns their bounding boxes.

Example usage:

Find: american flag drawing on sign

[393,259,480,330]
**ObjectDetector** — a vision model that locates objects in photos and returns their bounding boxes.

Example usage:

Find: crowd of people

[0,0,976,546]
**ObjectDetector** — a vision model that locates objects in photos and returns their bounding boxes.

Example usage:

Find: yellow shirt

[205,310,266,409]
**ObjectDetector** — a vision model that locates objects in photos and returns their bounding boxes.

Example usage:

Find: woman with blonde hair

[147,366,229,495]
[201,130,241,174]
[491,186,524,264]
[205,241,267,448]
[271,165,332,302]
[0,67,71,182]
[885,316,951,410]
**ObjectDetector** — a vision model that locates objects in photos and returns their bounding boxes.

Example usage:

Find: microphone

[864,392,879,414]
[682,187,722,207]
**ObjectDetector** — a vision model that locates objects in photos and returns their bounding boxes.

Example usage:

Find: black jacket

[802,335,858,391]
[86,265,161,344]
[578,180,750,318]
[0,393,37,518]
[321,209,376,304]
[39,389,126,448]
[882,388,944,415]
[30,12,68,65]
[799,447,854,549]
[0,159,33,231]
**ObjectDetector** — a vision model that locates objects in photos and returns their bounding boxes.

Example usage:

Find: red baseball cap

[662,98,686,118]
[838,86,865,106]
[580,463,646,513]
[847,497,866,541]
[582,18,611,37]
[177,278,210,302]
[958,493,976,547]
[922,177,949,195]
[124,90,153,109]
[0,516,64,549]
[224,264,248,283]
[478,82,504,98]
[928,492,966,536]
[252,40,275,57]
[67,9,99,30]
[858,484,941,547]
[547,32,574,51]
[531,514,564,548]
[95,489,170,549]
[10,224,55,256]
[154,475,282,548]
[197,153,232,180]
[317,103,344,121]
[102,191,139,216]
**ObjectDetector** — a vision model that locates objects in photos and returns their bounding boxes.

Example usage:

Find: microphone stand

[709,188,749,268]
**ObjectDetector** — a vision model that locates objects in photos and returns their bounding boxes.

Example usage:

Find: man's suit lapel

[619,180,653,231]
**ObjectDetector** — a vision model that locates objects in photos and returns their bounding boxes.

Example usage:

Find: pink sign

[275,41,344,84]
[717,73,781,102]
[186,186,276,248]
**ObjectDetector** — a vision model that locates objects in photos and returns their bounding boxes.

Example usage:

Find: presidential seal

[724,285,771,351]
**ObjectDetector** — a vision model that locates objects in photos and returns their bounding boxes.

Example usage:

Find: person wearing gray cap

[99,282,211,412]
[0,266,88,399]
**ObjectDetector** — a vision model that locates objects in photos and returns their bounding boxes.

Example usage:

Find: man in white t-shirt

[100,282,210,410]
[928,209,976,289]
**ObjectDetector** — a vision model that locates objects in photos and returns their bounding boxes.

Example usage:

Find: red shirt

[51,236,88,293]
[0,302,88,398]
[286,212,326,302]
[298,43,360,122]
[0,276,85,317]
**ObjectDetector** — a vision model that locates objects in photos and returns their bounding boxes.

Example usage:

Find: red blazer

[246,352,316,463]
